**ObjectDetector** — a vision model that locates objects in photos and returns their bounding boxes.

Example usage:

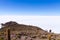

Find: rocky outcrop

[0,21,59,40]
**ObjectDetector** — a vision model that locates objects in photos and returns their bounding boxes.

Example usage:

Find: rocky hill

[0,21,59,40]
[0,21,48,36]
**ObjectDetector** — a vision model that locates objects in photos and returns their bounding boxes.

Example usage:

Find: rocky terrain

[0,21,60,40]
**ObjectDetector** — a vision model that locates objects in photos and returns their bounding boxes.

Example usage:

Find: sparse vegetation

[0,21,60,40]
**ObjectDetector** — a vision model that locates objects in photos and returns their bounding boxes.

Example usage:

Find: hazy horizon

[0,15,60,33]
[0,0,60,33]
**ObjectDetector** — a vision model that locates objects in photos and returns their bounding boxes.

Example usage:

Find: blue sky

[0,0,60,15]
[0,0,60,33]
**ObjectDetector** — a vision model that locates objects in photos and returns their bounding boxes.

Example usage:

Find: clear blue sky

[0,0,60,16]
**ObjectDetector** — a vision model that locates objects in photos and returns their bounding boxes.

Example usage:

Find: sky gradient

[0,0,60,15]
[0,0,60,33]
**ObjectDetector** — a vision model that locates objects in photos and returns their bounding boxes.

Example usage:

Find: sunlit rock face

[0,21,52,40]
